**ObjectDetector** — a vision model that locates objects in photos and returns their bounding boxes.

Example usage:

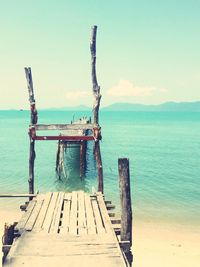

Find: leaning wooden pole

[25,67,38,199]
[90,25,103,192]
[118,158,133,265]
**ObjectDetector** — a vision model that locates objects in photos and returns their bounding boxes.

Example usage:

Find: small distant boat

[20,109,23,111]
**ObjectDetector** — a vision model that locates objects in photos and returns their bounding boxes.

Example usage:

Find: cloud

[107,80,164,97]
[65,90,90,99]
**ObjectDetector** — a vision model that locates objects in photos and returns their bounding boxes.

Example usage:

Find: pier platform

[3,191,128,267]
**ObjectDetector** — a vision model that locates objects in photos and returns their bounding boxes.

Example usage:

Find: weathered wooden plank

[15,200,37,233]
[42,192,59,232]
[111,217,121,224]
[91,196,105,234]
[50,192,65,233]
[11,242,120,256]
[25,195,44,231]
[108,212,116,217]
[68,191,78,235]
[35,123,95,131]
[106,204,115,210]
[84,193,96,234]
[5,255,126,267]
[77,191,87,235]
[33,192,52,231]
[96,193,114,235]
[59,193,71,234]
[96,192,129,265]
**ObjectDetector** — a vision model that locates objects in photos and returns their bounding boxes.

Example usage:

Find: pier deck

[4,191,128,267]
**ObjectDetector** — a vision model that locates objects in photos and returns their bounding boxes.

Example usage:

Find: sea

[0,110,200,228]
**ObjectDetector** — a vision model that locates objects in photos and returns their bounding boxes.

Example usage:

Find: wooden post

[118,158,132,265]
[80,141,83,178]
[2,223,15,263]
[90,25,101,125]
[95,141,103,193]
[25,67,37,199]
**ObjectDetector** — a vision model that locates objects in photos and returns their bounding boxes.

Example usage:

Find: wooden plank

[91,196,105,234]
[50,192,65,233]
[33,192,52,231]
[111,217,121,224]
[59,193,71,234]
[106,204,115,210]
[15,200,36,233]
[84,193,96,234]
[96,192,128,265]
[96,193,114,234]
[68,191,78,235]
[25,195,44,231]
[42,192,59,232]
[35,123,95,131]
[77,191,87,235]
[5,255,126,267]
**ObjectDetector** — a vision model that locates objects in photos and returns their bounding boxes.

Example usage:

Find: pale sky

[0,0,200,109]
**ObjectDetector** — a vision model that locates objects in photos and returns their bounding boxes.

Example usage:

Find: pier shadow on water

[54,141,97,192]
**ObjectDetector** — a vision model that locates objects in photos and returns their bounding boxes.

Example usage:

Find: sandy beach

[133,220,200,267]
[1,209,199,267]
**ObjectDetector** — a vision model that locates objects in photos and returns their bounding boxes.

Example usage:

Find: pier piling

[118,158,133,265]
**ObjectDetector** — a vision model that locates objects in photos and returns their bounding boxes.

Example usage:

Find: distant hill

[43,105,91,111]
[102,101,200,112]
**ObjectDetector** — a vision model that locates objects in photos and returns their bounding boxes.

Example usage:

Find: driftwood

[90,25,101,125]
[25,67,37,198]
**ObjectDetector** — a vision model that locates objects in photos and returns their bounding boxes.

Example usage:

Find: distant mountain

[44,105,91,111]
[102,101,200,112]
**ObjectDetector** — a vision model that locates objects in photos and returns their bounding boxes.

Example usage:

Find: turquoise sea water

[0,110,200,227]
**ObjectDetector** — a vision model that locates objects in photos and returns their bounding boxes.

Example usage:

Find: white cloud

[107,80,164,97]
[65,90,90,99]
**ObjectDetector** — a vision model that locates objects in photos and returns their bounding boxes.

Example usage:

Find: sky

[0,0,200,109]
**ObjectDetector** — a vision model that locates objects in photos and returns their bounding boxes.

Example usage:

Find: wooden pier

[3,191,130,266]
[2,26,133,266]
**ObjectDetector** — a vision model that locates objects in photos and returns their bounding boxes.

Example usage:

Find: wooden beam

[33,135,94,141]
[35,123,96,131]
[118,158,132,246]
[0,194,36,198]
[90,25,101,125]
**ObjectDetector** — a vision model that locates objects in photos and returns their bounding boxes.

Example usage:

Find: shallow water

[0,110,200,226]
